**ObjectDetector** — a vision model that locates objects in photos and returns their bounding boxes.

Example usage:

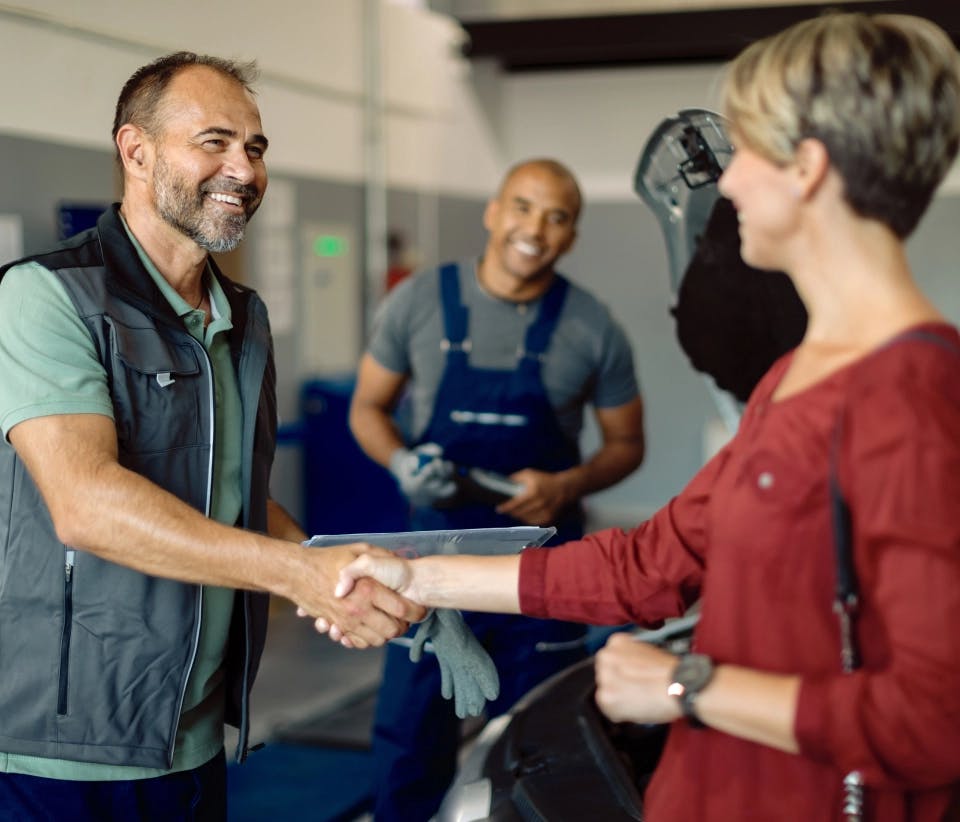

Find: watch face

[673,653,714,691]
[670,653,714,722]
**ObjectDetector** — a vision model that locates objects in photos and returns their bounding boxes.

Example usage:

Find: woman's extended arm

[336,552,523,613]
[316,552,521,644]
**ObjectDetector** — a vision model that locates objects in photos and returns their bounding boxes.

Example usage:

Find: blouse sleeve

[519,440,731,625]
[795,359,960,787]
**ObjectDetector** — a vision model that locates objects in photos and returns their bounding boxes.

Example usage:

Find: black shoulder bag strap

[830,415,859,676]
[829,414,865,821]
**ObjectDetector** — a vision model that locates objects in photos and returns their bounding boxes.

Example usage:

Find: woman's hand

[594,632,683,725]
[335,551,417,600]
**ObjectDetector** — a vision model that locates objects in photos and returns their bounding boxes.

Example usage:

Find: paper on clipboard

[303,526,556,557]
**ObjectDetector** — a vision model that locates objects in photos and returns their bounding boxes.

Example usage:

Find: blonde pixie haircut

[722,13,960,238]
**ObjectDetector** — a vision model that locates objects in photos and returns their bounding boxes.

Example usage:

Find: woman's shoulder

[854,322,960,387]
[844,322,960,443]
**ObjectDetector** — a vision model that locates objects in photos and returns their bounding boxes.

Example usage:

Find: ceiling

[427,0,960,71]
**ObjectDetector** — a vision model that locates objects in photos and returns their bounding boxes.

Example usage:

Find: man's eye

[247,146,265,160]
[203,139,225,149]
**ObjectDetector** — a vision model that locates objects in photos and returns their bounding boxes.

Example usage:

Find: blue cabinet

[298,377,408,537]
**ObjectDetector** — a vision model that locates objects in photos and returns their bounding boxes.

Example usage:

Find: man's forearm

[559,438,645,501]
[47,458,421,645]
[348,402,405,468]
[8,411,423,648]
[60,459,306,597]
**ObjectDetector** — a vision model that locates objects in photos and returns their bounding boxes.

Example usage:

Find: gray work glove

[389,443,457,507]
[409,608,500,718]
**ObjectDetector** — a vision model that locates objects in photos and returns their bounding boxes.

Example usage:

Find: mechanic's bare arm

[568,396,646,496]
[9,412,424,648]
[594,634,800,753]
[267,497,308,542]
[498,396,645,524]
[349,353,409,467]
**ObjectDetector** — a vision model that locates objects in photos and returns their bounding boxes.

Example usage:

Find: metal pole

[363,0,389,341]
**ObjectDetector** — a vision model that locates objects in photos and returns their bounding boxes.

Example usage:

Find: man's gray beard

[188,215,247,254]
[154,153,255,253]
[158,200,248,254]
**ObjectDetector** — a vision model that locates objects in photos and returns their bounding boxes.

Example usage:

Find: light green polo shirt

[0,224,243,779]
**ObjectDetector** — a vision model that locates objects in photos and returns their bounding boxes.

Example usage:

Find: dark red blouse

[520,324,960,820]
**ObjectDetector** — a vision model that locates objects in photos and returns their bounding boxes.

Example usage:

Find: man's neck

[476,257,555,304]
[119,200,208,296]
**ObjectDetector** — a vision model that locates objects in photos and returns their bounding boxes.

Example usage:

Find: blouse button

[757,471,775,490]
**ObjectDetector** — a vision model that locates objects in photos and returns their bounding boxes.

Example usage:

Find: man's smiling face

[149,65,268,253]
[482,163,580,288]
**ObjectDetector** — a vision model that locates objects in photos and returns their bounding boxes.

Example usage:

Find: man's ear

[482,198,498,232]
[559,226,578,256]
[115,124,150,180]
[792,138,830,200]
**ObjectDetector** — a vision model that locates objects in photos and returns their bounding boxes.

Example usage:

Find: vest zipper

[57,548,76,715]
[166,337,216,765]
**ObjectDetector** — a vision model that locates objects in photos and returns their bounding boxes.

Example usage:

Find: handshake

[314,539,505,719]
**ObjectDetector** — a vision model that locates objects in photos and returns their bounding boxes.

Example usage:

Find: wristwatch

[667,653,714,725]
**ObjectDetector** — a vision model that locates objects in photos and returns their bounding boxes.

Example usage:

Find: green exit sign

[313,234,348,257]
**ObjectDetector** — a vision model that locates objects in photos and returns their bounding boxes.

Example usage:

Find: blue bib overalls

[371,264,588,821]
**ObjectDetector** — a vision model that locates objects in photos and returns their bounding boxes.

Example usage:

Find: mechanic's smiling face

[481,163,579,296]
[149,65,268,253]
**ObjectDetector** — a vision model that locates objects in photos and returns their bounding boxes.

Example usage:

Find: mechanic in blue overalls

[350,158,646,821]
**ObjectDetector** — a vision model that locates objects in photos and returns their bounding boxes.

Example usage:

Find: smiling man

[0,52,421,820]
[349,158,646,821]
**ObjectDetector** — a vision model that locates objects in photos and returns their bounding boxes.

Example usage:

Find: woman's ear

[792,138,830,200]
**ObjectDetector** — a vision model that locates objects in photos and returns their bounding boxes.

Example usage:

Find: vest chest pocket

[107,319,205,454]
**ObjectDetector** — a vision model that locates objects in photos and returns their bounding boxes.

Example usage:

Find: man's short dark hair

[112,51,259,153]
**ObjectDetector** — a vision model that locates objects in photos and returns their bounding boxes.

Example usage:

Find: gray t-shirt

[369,259,639,442]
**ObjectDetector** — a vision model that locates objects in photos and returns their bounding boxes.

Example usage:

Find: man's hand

[389,443,457,507]
[594,632,682,725]
[292,543,425,649]
[495,468,576,525]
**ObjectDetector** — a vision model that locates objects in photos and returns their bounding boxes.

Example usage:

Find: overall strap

[438,263,470,352]
[522,275,570,359]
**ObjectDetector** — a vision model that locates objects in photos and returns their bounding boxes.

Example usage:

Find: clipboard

[304,526,556,557]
